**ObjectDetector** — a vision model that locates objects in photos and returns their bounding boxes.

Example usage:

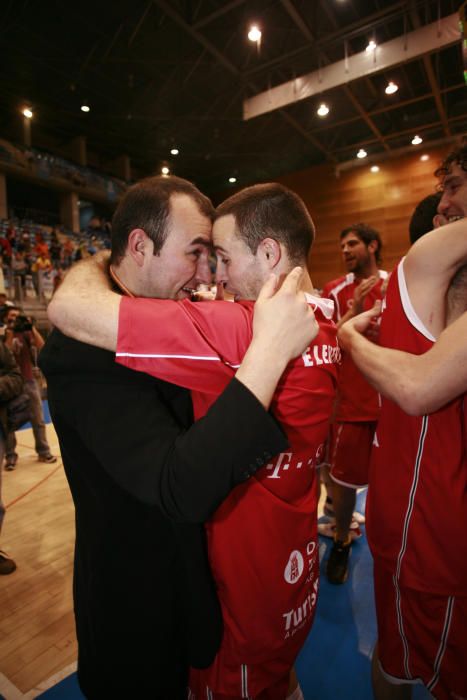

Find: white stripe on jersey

[116,352,221,361]
[426,596,455,693]
[393,414,429,678]
[397,260,436,341]
[241,664,251,698]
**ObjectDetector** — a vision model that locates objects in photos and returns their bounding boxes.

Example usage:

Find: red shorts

[189,670,289,700]
[374,560,467,700]
[329,421,376,488]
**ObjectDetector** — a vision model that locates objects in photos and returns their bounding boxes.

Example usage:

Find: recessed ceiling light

[161,166,170,175]
[22,108,33,119]
[248,25,261,42]
[420,154,430,161]
[81,104,90,113]
[229,177,237,183]
[385,81,398,95]
[411,135,423,145]
[317,103,329,117]
[357,148,367,159]
[370,165,380,173]
[170,148,179,155]
[366,40,377,53]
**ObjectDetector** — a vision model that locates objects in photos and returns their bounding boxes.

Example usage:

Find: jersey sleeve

[116,297,253,392]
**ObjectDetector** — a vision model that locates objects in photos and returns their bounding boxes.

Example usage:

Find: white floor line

[0,672,24,700]
[0,662,77,700]
[25,662,77,700]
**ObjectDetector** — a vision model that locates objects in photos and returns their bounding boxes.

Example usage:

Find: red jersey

[323,271,387,422]
[117,294,339,696]
[367,260,467,596]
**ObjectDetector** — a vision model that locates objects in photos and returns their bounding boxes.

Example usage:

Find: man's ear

[368,239,378,256]
[258,237,281,269]
[127,229,150,267]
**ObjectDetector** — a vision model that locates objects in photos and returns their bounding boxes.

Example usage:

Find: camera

[13,315,33,333]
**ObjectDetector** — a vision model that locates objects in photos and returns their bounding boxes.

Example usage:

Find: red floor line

[5,462,63,509]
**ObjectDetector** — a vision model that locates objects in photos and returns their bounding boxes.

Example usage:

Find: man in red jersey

[49,183,339,700]
[337,146,467,700]
[321,223,387,584]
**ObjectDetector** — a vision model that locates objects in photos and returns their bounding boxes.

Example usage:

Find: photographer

[3,307,56,470]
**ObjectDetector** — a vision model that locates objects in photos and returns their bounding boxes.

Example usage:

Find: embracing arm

[50,261,318,411]
[338,304,467,414]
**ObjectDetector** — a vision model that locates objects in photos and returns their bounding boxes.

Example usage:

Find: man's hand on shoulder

[253,267,319,363]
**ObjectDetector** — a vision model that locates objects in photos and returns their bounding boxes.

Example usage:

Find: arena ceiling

[0,0,465,195]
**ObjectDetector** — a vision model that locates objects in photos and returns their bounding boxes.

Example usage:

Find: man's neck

[111,261,139,297]
[354,261,379,281]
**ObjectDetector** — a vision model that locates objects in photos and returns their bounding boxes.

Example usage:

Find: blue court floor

[29,491,431,700]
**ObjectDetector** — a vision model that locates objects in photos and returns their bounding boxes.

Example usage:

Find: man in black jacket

[0,341,23,574]
[41,176,316,699]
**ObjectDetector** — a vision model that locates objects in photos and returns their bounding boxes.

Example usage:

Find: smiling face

[213,214,266,300]
[438,163,467,222]
[139,193,213,299]
[340,231,376,277]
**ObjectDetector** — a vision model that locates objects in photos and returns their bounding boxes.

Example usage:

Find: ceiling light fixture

[365,39,377,53]
[357,148,367,159]
[22,107,33,119]
[411,135,423,145]
[170,148,179,155]
[81,104,90,113]
[248,25,261,42]
[420,154,430,161]
[161,166,170,175]
[370,165,380,173]
[385,81,398,95]
[317,103,329,117]
[229,177,237,183]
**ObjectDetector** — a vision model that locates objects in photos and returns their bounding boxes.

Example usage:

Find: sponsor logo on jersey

[266,446,325,479]
[302,344,341,368]
[284,550,305,584]
[283,578,319,638]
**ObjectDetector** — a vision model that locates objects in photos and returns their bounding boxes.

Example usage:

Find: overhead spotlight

[161,166,170,175]
[229,177,237,183]
[22,107,33,119]
[365,39,377,53]
[81,103,90,113]
[385,81,398,95]
[357,148,367,159]
[170,148,179,155]
[420,154,430,161]
[248,25,261,42]
[411,135,423,145]
[370,165,380,173]
[317,103,329,117]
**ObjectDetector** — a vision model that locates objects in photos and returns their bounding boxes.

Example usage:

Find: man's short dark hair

[340,223,383,264]
[408,193,441,244]
[215,183,315,264]
[434,140,467,184]
[110,176,214,265]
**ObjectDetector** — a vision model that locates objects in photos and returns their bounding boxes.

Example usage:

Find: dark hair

[434,140,467,183]
[408,193,441,244]
[340,223,383,264]
[215,183,315,264]
[110,175,214,265]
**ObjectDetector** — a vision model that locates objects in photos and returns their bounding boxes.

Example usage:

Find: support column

[115,154,131,181]
[60,191,80,232]
[0,173,7,219]
[70,136,87,166]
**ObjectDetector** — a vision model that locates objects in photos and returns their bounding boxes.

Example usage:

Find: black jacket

[40,330,287,699]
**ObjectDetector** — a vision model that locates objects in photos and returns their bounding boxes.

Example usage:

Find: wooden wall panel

[277,145,451,289]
